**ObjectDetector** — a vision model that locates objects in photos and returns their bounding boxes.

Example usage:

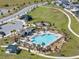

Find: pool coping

[30,31,63,48]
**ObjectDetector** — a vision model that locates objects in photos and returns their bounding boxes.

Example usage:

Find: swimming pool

[31,34,60,47]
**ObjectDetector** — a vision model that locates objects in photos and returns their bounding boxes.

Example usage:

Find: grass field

[28,7,79,56]
[71,14,79,34]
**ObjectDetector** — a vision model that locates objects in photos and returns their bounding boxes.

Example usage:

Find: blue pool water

[31,34,58,46]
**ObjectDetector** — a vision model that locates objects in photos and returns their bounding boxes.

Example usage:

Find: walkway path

[43,6,79,38]
[64,9,79,22]
[57,8,79,38]
[19,46,79,59]
[1,45,79,59]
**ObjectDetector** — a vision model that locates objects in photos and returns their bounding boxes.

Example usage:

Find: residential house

[55,0,70,9]
[19,14,32,22]
[6,45,21,54]
[0,31,6,38]
[19,28,35,37]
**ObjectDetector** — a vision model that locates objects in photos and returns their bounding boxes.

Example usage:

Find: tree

[4,4,9,7]
[34,1,36,3]
[23,2,26,5]
[41,0,43,2]
[11,29,17,42]
[28,1,31,4]
[13,7,17,12]
[11,30,16,35]
[17,6,20,9]
[8,10,11,14]
[36,1,38,3]
[13,8,16,11]
[1,12,3,16]
[53,23,55,26]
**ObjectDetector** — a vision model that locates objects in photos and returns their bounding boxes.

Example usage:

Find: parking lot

[0,20,24,36]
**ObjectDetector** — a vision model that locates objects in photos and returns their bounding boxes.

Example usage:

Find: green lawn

[28,7,79,56]
[0,48,50,59]
[70,14,79,35]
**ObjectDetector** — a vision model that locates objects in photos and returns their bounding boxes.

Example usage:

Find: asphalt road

[0,2,48,24]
